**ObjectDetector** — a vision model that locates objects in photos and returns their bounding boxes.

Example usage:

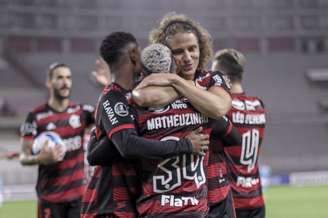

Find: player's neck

[230,82,244,94]
[48,97,70,112]
[113,66,135,90]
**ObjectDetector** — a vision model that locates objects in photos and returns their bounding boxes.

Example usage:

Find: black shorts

[208,191,236,218]
[38,199,81,218]
[235,206,265,218]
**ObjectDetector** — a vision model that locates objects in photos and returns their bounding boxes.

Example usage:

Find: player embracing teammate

[82,13,267,218]
[18,12,267,218]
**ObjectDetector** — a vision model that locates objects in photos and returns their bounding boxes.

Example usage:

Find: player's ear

[46,70,52,88]
[46,78,51,89]
[129,45,140,66]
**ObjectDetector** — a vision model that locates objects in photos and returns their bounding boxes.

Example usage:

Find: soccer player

[212,49,267,218]
[86,32,231,217]
[133,12,231,118]
[19,63,95,218]
[130,13,233,217]
[80,32,210,218]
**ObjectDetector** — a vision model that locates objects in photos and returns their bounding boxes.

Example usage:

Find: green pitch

[264,185,328,218]
[0,185,327,218]
[0,200,36,218]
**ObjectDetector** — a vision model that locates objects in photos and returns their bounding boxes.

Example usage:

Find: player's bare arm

[134,73,232,118]
[132,85,179,107]
[20,139,63,165]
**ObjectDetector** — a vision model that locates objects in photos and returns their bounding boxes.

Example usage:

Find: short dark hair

[215,53,243,82]
[100,32,137,68]
[47,62,69,80]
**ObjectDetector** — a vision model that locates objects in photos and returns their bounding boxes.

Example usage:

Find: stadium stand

[18,53,101,105]
[0,56,32,89]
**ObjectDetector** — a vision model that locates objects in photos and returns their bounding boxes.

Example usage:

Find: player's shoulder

[232,94,265,110]
[195,69,223,79]
[100,83,130,102]
[101,84,123,97]
[30,102,48,114]
[195,69,231,89]
[243,95,265,108]
[233,93,261,101]
[66,101,83,112]
[77,103,95,113]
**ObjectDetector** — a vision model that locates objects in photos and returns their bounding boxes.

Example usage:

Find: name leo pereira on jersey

[232,112,265,125]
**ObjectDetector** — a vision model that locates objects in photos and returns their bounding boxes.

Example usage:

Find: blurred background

[0,0,327,217]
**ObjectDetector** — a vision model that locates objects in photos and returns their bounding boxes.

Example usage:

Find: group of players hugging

[20,12,266,218]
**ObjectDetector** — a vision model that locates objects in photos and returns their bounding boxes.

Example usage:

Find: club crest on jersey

[69,114,81,128]
[114,102,129,117]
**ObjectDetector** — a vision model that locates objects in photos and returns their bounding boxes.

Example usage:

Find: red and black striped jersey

[81,83,139,218]
[208,117,241,206]
[225,93,266,209]
[135,70,231,218]
[20,101,95,202]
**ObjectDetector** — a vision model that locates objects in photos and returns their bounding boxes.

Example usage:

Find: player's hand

[90,57,111,87]
[38,141,63,165]
[185,127,209,156]
[87,129,98,152]
[136,73,175,89]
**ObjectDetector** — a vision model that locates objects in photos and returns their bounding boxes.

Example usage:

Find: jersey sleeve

[89,126,193,162]
[99,90,137,139]
[209,71,231,93]
[111,129,193,159]
[210,116,241,147]
[87,130,120,166]
[20,112,37,141]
